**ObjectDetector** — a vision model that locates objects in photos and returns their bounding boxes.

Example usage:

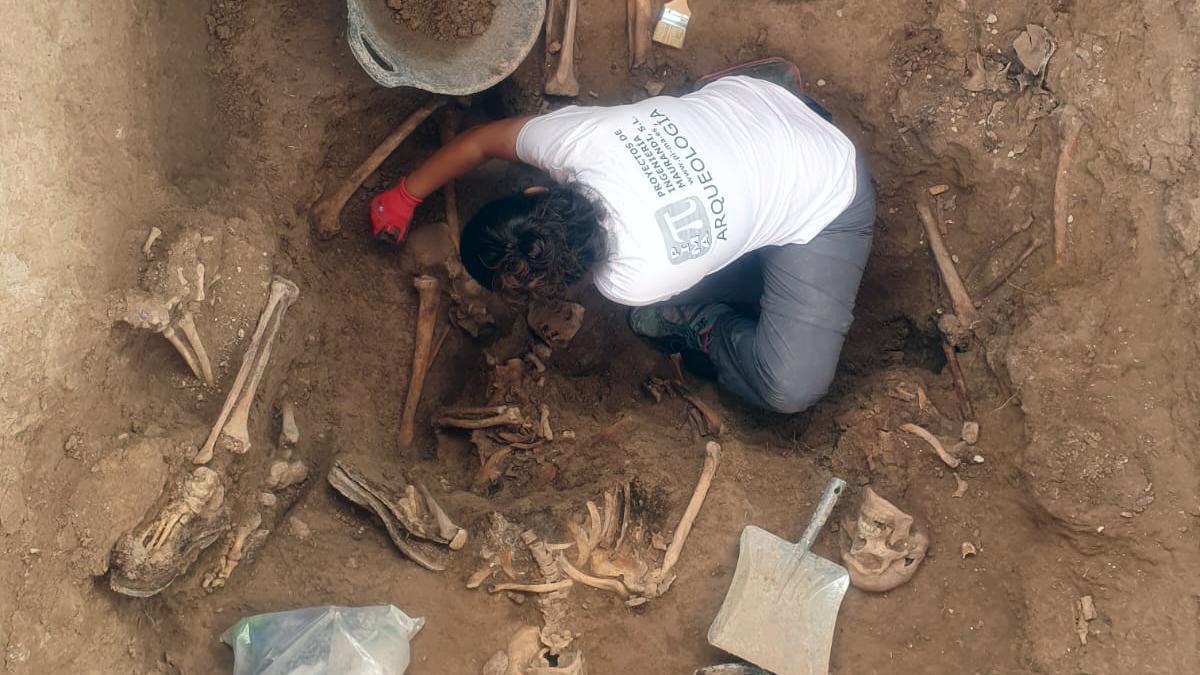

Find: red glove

[370,179,422,243]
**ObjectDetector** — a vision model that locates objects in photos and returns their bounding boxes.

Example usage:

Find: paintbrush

[652,0,690,48]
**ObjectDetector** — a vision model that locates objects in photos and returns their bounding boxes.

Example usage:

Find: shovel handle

[796,477,847,552]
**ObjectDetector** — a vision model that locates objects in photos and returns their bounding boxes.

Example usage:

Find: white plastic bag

[221,605,424,675]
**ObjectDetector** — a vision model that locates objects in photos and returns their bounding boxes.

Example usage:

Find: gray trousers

[664,152,875,413]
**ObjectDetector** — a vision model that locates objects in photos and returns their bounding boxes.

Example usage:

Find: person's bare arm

[404,116,532,198]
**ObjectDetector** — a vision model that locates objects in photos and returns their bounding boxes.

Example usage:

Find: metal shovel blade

[708,478,848,675]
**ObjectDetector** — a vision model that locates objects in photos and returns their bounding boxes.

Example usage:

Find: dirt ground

[2,0,1198,673]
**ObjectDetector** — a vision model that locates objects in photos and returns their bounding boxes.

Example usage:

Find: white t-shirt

[515,76,859,306]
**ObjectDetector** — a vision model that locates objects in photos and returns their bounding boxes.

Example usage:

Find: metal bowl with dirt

[347,0,545,94]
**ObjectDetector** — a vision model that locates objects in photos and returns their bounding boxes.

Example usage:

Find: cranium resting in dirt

[839,487,929,592]
[109,466,230,597]
[527,298,584,346]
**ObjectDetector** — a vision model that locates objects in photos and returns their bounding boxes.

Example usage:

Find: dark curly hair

[460,184,608,298]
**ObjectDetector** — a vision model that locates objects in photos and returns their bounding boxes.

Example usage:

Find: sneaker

[628,303,733,354]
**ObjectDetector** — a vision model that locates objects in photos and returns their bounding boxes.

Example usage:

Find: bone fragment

[162,324,204,382]
[142,227,163,257]
[499,549,519,580]
[586,501,602,548]
[399,275,440,449]
[538,404,554,441]
[916,202,981,329]
[418,483,468,550]
[203,510,266,590]
[467,562,496,589]
[899,423,961,468]
[312,99,445,239]
[544,0,579,97]
[196,277,299,464]
[194,263,206,302]
[952,473,969,498]
[628,0,653,69]
[979,237,1045,300]
[941,341,975,420]
[1054,107,1083,267]
[546,0,564,53]
[567,520,593,568]
[175,311,214,386]
[490,579,573,594]
[559,557,631,598]
[265,459,308,490]
[613,481,632,552]
[658,441,721,581]
[438,406,525,429]
[279,401,300,449]
[961,421,980,445]
[220,277,299,454]
[960,541,978,558]
[599,490,618,549]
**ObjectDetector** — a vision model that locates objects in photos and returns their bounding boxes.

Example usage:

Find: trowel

[708,477,848,675]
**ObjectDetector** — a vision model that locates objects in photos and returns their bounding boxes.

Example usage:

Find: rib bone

[648,441,721,593]
[195,277,299,464]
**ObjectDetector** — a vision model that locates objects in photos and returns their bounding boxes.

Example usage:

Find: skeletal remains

[327,455,468,572]
[471,442,722,608]
[110,466,230,597]
[839,487,929,592]
[194,276,299,464]
[119,291,215,387]
[544,0,579,97]
[111,278,307,596]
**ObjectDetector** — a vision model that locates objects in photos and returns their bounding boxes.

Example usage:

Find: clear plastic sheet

[221,605,424,675]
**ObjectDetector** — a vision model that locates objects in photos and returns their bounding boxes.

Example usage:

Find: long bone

[219,277,300,455]
[175,311,214,386]
[195,277,299,464]
[544,0,579,97]
[120,292,203,382]
[311,99,445,239]
[399,275,440,448]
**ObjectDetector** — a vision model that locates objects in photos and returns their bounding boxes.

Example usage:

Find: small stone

[836,9,844,17]
[1120,511,1134,518]
[215,24,233,41]
[237,328,245,339]
[505,591,526,605]
[816,79,827,87]
[1068,214,1075,224]
[1096,525,1105,533]
[928,184,951,196]
[561,430,576,440]
[588,90,599,98]
[960,542,978,558]
[289,516,311,540]
[986,14,998,24]
[972,454,985,464]
[258,492,278,508]
[471,20,486,35]
[961,421,980,444]
[644,79,665,97]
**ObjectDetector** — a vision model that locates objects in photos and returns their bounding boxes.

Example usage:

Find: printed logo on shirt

[655,197,712,264]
